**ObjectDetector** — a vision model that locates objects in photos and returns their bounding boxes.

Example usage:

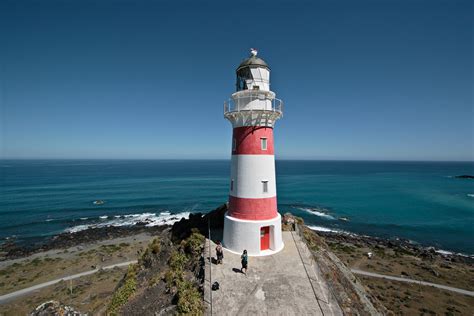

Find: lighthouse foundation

[223,212,284,256]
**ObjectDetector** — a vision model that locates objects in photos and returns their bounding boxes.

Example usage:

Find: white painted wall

[230,155,276,198]
[223,212,284,256]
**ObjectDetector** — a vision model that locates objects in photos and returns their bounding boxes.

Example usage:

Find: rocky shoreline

[0,204,227,261]
[0,225,168,261]
[2,203,472,266]
[317,230,474,264]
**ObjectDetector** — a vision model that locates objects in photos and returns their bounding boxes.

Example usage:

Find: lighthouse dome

[237,55,270,71]
[236,48,271,92]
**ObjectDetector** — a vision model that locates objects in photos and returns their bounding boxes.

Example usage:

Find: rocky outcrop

[171,203,227,241]
[454,175,474,179]
[30,301,84,316]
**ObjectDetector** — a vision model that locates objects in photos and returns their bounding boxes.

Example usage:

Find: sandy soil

[0,267,124,316]
[325,237,474,315]
[0,233,156,315]
[327,240,474,291]
[359,276,474,315]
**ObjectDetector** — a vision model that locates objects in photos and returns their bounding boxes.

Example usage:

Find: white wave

[435,249,453,256]
[65,211,190,233]
[80,217,88,220]
[298,207,335,220]
[467,194,474,198]
[99,216,108,219]
[307,225,340,233]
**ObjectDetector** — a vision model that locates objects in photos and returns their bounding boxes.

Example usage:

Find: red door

[260,226,270,250]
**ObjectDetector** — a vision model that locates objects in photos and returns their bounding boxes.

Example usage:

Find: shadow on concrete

[207,256,221,265]
[232,268,244,274]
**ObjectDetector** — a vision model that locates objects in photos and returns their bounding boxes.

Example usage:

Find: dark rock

[171,203,227,241]
[454,175,474,179]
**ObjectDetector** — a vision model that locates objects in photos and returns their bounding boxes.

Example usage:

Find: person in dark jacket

[216,241,224,264]
[241,250,248,274]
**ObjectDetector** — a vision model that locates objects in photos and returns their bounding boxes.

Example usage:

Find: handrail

[292,225,326,315]
[208,218,213,316]
[223,93,283,115]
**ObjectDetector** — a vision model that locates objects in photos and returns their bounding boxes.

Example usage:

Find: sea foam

[298,207,336,220]
[65,211,190,233]
[307,225,340,233]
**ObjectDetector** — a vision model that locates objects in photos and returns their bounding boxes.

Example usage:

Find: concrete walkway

[0,260,137,304]
[204,231,342,316]
[351,269,474,297]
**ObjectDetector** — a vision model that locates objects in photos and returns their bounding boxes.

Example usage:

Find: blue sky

[1,0,472,161]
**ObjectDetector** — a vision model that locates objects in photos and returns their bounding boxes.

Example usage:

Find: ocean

[1,160,473,254]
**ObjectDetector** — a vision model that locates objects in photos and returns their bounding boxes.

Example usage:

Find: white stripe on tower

[230,155,276,198]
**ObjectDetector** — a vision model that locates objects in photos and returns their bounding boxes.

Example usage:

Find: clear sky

[1,0,472,161]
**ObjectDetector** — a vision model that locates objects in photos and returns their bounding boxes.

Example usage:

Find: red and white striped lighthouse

[222,49,284,256]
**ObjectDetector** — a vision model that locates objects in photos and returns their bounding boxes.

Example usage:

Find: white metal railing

[224,92,283,115]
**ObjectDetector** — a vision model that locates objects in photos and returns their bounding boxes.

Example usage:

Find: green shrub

[176,280,203,315]
[107,264,138,315]
[164,268,184,289]
[164,250,187,290]
[139,248,151,267]
[149,237,161,254]
[182,230,205,256]
[148,272,163,287]
[169,251,188,271]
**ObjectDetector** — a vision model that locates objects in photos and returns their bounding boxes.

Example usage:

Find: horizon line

[1,158,472,163]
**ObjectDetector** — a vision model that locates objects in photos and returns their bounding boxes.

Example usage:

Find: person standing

[241,250,248,274]
[216,241,224,264]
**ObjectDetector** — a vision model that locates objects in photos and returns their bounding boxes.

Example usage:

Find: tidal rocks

[454,175,474,179]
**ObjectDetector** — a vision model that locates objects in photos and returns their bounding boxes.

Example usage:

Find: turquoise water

[1,160,473,254]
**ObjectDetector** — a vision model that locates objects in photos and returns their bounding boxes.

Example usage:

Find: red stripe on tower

[228,195,277,220]
[232,126,274,155]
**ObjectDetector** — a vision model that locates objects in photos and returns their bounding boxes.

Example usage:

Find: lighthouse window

[230,179,234,191]
[262,181,268,193]
[232,138,236,151]
[236,67,252,91]
[261,138,267,150]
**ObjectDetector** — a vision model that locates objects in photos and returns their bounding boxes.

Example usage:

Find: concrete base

[222,212,284,256]
[204,232,343,315]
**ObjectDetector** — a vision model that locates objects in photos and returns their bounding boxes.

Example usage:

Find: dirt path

[351,268,474,297]
[0,260,137,304]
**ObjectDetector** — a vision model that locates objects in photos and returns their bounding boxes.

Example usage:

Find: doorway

[260,226,270,250]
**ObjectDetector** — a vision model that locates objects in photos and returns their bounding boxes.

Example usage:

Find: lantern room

[236,48,270,92]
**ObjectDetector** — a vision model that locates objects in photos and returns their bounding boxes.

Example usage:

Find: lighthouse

[222,49,284,256]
